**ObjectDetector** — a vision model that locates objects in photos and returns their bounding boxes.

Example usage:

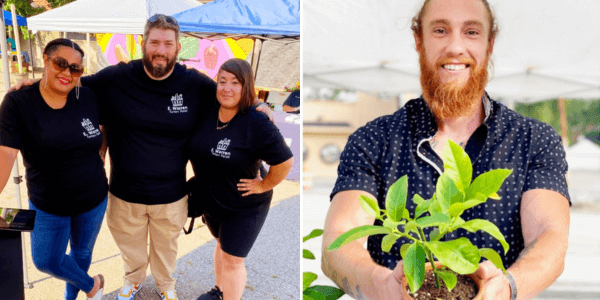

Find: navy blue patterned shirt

[331,95,570,269]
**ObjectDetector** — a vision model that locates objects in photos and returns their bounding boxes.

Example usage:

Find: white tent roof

[304,0,600,102]
[27,0,201,35]
[567,137,600,171]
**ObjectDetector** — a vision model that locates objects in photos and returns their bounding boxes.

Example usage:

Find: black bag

[183,176,203,235]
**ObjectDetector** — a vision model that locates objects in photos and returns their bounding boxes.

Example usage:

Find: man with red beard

[321,1,570,300]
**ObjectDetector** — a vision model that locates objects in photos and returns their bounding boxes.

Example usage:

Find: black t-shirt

[0,82,108,216]
[189,106,293,219]
[81,60,216,205]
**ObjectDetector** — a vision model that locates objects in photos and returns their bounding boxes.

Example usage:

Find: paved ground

[303,181,600,300]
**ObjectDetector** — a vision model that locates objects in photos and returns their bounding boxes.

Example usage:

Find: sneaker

[117,283,142,300]
[86,274,104,300]
[196,286,223,300]
[161,290,179,300]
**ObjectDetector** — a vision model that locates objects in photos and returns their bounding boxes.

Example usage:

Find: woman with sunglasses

[190,58,293,300]
[0,38,108,300]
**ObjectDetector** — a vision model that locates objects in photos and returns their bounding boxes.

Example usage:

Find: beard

[142,47,178,78]
[418,45,489,120]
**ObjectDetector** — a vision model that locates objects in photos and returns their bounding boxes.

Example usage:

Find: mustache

[151,54,168,61]
[436,57,476,68]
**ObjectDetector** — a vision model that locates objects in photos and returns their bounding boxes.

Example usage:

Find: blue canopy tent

[3,10,27,27]
[172,0,299,40]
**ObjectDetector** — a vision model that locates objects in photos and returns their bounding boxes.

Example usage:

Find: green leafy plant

[303,229,345,300]
[328,140,513,294]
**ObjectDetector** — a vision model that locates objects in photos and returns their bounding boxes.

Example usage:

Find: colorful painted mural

[96,34,253,80]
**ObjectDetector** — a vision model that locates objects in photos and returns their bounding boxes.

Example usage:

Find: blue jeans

[29,198,107,300]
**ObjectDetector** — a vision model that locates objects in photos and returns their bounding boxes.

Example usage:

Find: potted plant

[328,141,513,300]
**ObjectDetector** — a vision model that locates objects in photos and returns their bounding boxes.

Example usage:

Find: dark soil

[408,270,478,300]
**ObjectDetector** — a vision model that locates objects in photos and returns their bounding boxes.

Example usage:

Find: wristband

[506,271,517,300]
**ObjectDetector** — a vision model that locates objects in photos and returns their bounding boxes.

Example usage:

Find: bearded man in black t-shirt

[321,1,571,300]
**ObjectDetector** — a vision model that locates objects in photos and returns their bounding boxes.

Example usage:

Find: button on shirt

[331,95,570,269]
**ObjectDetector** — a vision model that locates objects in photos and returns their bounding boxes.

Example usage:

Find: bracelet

[506,271,517,300]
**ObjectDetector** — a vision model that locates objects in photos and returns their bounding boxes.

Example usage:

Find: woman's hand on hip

[238,173,265,196]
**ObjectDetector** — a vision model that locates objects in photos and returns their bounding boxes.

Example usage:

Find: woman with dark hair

[190,58,293,300]
[0,38,108,300]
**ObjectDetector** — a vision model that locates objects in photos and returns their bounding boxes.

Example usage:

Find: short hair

[43,38,84,59]
[411,0,498,42]
[144,14,180,42]
[218,58,256,113]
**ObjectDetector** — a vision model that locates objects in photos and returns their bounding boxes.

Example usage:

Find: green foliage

[303,229,345,300]
[515,99,600,146]
[328,140,512,294]
[47,0,76,9]
[4,0,44,18]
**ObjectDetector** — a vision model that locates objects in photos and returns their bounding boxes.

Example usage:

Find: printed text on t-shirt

[168,93,188,114]
[211,138,231,159]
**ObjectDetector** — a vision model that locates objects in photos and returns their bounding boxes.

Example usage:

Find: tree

[3,0,45,18]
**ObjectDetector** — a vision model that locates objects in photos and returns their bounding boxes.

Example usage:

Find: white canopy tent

[26,0,201,34]
[304,0,600,102]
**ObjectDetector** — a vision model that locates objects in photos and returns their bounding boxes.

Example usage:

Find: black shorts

[203,204,270,258]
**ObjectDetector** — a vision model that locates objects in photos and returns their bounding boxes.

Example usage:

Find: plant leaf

[416,213,451,228]
[304,286,346,299]
[404,243,426,293]
[327,225,391,251]
[386,176,408,222]
[405,220,419,235]
[400,243,411,259]
[303,249,316,260]
[489,192,501,200]
[479,248,507,273]
[303,289,326,300]
[303,229,324,243]
[413,194,426,205]
[460,219,510,254]
[403,208,412,220]
[303,272,318,290]
[428,238,480,274]
[359,195,380,219]
[435,269,458,291]
[381,233,400,253]
[448,198,486,217]
[467,169,513,200]
[415,198,431,219]
[435,173,459,212]
[429,228,441,241]
[442,140,472,193]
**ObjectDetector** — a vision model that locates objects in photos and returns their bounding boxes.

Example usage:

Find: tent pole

[0,1,32,290]
[558,97,569,148]
[10,4,22,74]
[251,38,262,79]
[29,31,34,78]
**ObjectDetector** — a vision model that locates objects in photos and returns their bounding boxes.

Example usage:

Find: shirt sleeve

[330,122,384,201]
[250,113,293,166]
[523,123,570,202]
[0,93,23,150]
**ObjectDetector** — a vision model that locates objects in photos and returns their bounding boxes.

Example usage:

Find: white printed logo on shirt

[81,118,101,138]
[168,93,188,114]
[211,138,231,159]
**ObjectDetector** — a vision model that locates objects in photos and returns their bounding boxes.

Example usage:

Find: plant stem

[418,227,442,288]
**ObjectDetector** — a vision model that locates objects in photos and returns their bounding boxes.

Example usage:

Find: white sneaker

[161,290,179,300]
[117,282,142,300]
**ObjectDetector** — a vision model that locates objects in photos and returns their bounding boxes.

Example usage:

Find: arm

[322,190,406,300]
[99,125,108,163]
[476,189,570,300]
[254,100,273,121]
[282,105,299,113]
[0,146,19,193]
[237,157,293,196]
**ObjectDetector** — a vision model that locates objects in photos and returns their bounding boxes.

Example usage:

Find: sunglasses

[49,56,84,77]
[147,14,179,27]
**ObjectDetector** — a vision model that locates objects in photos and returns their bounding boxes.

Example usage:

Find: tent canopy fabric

[304,0,600,102]
[3,10,27,27]
[26,0,201,34]
[173,0,299,39]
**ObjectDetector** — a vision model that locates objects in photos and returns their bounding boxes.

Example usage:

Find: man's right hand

[8,78,36,92]
[371,260,407,299]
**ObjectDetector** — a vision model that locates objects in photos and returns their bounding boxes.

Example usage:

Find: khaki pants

[107,193,188,292]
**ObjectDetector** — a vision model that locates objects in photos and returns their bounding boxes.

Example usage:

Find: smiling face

[415,0,494,119]
[217,70,243,112]
[43,46,83,95]
[142,28,181,79]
